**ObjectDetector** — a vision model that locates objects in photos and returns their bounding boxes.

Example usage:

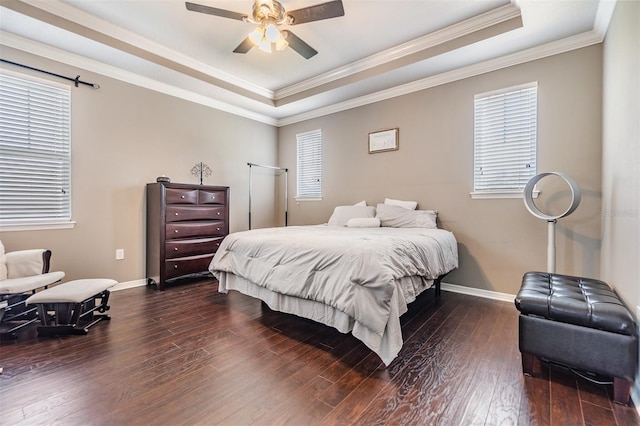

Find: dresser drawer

[166,188,198,204]
[199,190,226,205]
[166,206,226,222]
[165,254,213,279]
[165,237,224,259]
[166,221,226,239]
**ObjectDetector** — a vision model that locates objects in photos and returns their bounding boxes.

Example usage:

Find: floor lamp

[523,172,581,273]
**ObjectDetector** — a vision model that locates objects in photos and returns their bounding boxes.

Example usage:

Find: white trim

[593,0,618,38]
[275,3,521,100]
[0,221,77,232]
[470,191,524,199]
[1,26,604,127]
[0,31,278,126]
[19,0,273,99]
[294,197,322,202]
[470,190,539,199]
[110,278,147,292]
[441,282,516,303]
[277,31,603,126]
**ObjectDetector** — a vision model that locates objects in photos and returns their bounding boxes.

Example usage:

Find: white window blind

[473,82,537,196]
[296,129,322,199]
[0,71,72,225]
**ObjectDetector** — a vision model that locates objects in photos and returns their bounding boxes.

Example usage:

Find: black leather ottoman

[515,271,637,405]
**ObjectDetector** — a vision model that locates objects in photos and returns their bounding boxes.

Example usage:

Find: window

[472,82,537,198]
[296,129,322,200]
[0,71,72,228]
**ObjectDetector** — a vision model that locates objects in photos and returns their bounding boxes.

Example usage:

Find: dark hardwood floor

[1,277,638,426]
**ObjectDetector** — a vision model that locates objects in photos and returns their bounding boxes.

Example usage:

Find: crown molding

[274,3,521,100]
[0,31,278,126]
[0,19,605,129]
[593,0,617,38]
[276,30,603,126]
[16,0,274,100]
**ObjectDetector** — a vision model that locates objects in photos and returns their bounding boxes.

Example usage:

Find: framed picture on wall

[368,128,399,153]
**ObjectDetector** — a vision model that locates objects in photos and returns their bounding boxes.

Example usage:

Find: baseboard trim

[441,282,516,303]
[110,279,147,292]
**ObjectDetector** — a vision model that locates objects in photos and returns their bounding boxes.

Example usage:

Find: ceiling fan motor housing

[249,0,287,25]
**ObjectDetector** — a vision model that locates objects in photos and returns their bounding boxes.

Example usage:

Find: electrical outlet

[115,249,124,260]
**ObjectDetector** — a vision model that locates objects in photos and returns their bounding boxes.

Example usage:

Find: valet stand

[247,162,288,230]
[523,172,581,273]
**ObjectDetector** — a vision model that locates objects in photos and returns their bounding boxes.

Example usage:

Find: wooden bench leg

[521,351,541,376]
[613,377,632,405]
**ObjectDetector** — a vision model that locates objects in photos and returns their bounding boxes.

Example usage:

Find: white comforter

[209,225,458,364]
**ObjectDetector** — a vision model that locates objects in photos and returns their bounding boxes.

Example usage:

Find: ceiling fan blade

[286,0,344,25]
[233,37,254,54]
[185,2,247,21]
[282,30,318,59]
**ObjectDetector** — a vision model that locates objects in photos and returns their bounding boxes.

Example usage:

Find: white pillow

[0,241,7,281]
[328,205,376,226]
[347,218,380,228]
[353,200,367,206]
[376,204,438,228]
[384,198,418,210]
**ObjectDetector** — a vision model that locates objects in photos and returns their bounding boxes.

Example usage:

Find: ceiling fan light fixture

[264,23,280,42]
[275,36,288,51]
[248,27,264,45]
[258,40,272,53]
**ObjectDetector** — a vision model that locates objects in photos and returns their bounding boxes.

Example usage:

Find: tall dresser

[146,182,229,290]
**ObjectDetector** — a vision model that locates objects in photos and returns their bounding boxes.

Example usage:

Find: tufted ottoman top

[515,271,636,336]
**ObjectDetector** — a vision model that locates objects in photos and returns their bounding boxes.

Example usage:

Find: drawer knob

[174,265,178,269]
[217,212,220,215]
[175,212,179,216]
[174,247,178,251]
[174,230,179,233]
[181,195,185,199]
[217,228,220,231]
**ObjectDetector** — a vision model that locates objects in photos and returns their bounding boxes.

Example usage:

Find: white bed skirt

[216,272,433,366]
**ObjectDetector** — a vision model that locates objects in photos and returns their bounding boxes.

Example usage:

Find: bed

[208,202,458,365]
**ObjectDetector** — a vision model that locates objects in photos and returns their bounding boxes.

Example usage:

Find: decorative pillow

[0,241,7,281]
[376,204,438,228]
[353,200,367,206]
[347,217,381,228]
[384,198,418,210]
[328,205,376,226]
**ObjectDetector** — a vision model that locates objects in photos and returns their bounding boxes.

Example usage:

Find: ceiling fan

[185,0,345,59]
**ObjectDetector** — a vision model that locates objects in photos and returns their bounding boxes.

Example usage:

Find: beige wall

[0,47,278,284]
[279,46,603,295]
[601,1,639,315]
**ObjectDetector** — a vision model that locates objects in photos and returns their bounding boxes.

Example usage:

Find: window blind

[473,82,537,193]
[296,129,322,199]
[0,71,71,224]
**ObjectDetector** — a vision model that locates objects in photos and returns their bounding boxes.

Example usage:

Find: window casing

[296,129,322,200]
[0,70,72,228]
[472,82,537,198]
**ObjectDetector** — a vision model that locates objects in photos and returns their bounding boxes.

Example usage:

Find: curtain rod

[0,58,100,89]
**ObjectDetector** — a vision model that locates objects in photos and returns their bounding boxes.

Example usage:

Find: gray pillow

[328,205,376,226]
[375,204,437,228]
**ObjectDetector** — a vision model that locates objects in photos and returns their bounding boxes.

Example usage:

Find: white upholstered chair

[0,241,65,338]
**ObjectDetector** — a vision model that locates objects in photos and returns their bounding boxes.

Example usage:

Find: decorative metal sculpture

[191,162,212,185]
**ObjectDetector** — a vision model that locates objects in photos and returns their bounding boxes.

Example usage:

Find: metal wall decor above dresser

[146,182,229,290]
